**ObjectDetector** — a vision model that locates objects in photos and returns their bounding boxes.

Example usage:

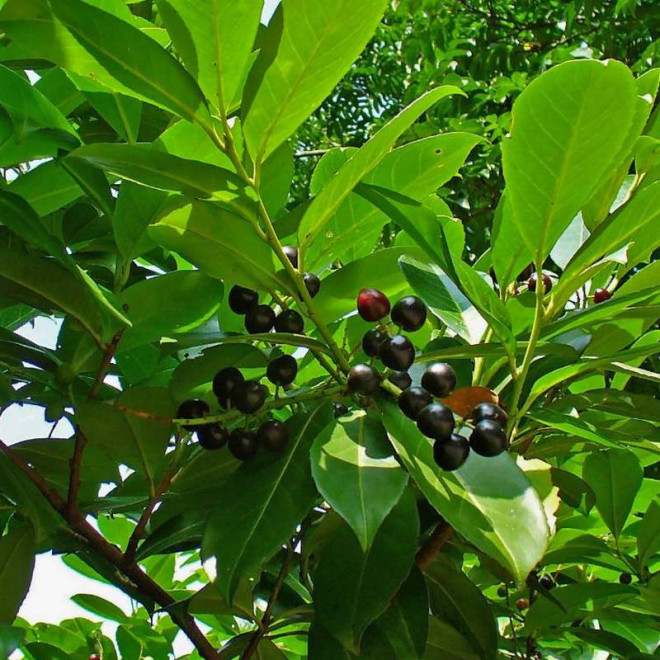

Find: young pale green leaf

[0,526,35,624]
[582,448,643,539]
[637,499,660,572]
[149,200,289,295]
[501,59,637,265]
[49,0,212,127]
[298,87,461,253]
[203,403,332,603]
[425,558,498,660]
[156,0,262,112]
[379,399,551,585]
[243,0,388,161]
[310,411,408,551]
[313,490,419,653]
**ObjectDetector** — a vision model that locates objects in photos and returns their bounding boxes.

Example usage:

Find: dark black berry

[433,434,470,471]
[417,403,455,440]
[471,402,507,426]
[517,264,534,282]
[258,420,289,452]
[619,572,632,585]
[469,420,507,457]
[228,429,259,460]
[274,309,304,334]
[196,423,229,450]
[177,399,209,430]
[333,402,350,417]
[398,387,432,420]
[357,287,391,322]
[267,354,298,386]
[388,371,412,390]
[244,304,275,334]
[497,585,508,598]
[228,285,258,315]
[232,381,268,414]
[539,575,555,590]
[379,335,415,370]
[303,272,321,298]
[421,363,456,398]
[362,327,388,357]
[528,272,552,293]
[593,288,612,304]
[213,367,244,400]
[347,364,381,395]
[283,245,299,268]
[391,296,427,332]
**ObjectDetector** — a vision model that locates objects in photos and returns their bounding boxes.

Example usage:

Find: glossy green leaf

[582,448,643,539]
[71,593,128,623]
[501,59,637,264]
[203,403,332,603]
[379,399,551,585]
[425,617,480,660]
[243,0,388,161]
[0,625,24,659]
[313,490,418,652]
[310,411,408,551]
[637,499,660,571]
[298,87,461,252]
[425,558,498,660]
[568,627,642,658]
[0,526,35,624]
[156,0,262,112]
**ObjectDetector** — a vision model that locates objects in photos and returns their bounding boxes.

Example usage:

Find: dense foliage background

[0,0,658,659]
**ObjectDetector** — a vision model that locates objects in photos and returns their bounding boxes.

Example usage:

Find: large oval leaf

[0,526,35,624]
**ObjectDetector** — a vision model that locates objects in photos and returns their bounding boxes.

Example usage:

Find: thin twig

[415,520,453,568]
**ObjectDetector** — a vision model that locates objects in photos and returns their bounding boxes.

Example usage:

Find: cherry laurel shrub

[0,1,657,659]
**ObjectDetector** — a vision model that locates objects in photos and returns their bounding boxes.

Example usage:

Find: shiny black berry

[593,288,612,304]
[228,429,259,460]
[362,327,388,357]
[619,572,632,585]
[228,285,258,315]
[244,304,275,334]
[388,371,412,390]
[347,364,381,395]
[213,367,244,400]
[469,420,507,457]
[539,575,555,590]
[379,335,415,370]
[433,434,470,471]
[398,387,432,420]
[196,423,229,450]
[232,381,268,414]
[267,354,298,386]
[258,420,289,452]
[283,245,299,268]
[391,296,427,332]
[333,402,350,417]
[421,363,456,398]
[177,399,209,430]
[417,403,455,440]
[303,272,321,298]
[528,272,552,293]
[274,309,304,334]
[357,287,390,322]
[471,402,507,426]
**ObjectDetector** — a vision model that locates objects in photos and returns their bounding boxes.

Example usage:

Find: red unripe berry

[593,288,612,304]
[528,272,552,293]
[357,288,390,322]
[89,655,101,660]
[516,597,530,611]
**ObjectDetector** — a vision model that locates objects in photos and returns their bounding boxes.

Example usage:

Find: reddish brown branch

[89,328,124,402]
[0,438,220,660]
[415,521,453,569]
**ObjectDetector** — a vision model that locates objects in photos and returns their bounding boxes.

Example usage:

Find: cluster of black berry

[175,354,298,461]
[346,287,428,395]
[228,246,320,335]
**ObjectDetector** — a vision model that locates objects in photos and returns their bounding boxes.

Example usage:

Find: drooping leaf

[637,499,660,572]
[310,411,408,551]
[0,526,35,624]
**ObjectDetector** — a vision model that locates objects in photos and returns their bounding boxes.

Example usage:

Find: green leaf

[49,0,212,127]
[156,0,262,112]
[149,200,290,295]
[298,87,461,252]
[203,403,332,603]
[379,399,551,585]
[501,60,637,265]
[119,271,223,350]
[67,143,248,202]
[310,411,408,551]
[568,627,642,658]
[425,558,498,660]
[582,448,643,539]
[0,526,35,624]
[71,594,128,623]
[425,617,480,660]
[243,0,388,161]
[0,625,24,659]
[313,490,419,652]
[638,499,660,571]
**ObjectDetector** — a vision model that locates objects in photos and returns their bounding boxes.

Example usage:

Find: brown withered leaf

[443,386,499,418]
